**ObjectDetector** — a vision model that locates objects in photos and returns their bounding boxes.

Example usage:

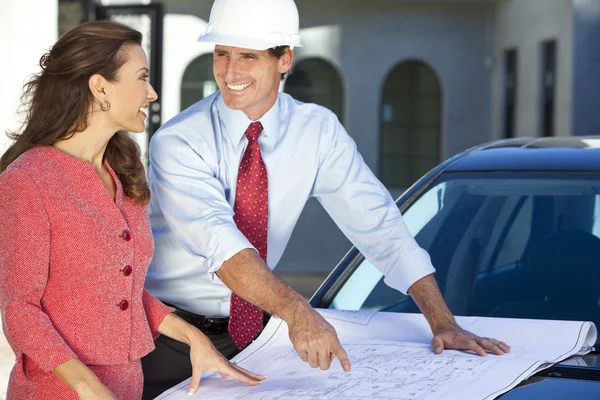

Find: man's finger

[464,340,487,357]
[296,348,309,363]
[495,340,511,353]
[307,349,319,369]
[332,342,351,372]
[431,337,444,354]
[487,338,511,354]
[477,337,504,355]
[318,350,331,371]
[188,367,202,395]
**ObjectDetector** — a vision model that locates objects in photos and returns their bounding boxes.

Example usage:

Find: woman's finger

[217,361,263,386]
[187,366,203,395]
[230,363,267,381]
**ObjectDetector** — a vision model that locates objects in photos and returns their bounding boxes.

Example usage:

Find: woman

[0,21,264,399]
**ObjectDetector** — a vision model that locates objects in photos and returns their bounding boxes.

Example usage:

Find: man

[141,0,510,397]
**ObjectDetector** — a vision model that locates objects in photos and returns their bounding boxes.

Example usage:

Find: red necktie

[228,122,267,349]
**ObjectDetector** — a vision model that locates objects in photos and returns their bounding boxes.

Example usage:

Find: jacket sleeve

[0,169,78,372]
[142,289,175,340]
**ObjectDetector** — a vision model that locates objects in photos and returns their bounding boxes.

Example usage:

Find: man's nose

[223,58,239,82]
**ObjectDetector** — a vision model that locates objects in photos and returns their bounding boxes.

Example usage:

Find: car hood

[499,353,600,399]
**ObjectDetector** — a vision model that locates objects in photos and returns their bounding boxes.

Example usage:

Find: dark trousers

[141,330,240,399]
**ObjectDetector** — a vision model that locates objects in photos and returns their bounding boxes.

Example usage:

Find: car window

[486,196,532,271]
[593,197,600,237]
[331,182,449,311]
[328,173,600,345]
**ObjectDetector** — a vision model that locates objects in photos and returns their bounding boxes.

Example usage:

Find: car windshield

[329,172,600,346]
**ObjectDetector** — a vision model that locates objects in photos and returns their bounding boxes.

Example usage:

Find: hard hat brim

[197,32,302,51]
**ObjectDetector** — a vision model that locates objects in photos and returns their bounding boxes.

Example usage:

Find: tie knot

[245,122,263,143]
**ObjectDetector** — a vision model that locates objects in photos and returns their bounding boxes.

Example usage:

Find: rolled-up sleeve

[0,170,78,372]
[142,290,175,340]
[312,117,436,294]
[148,129,254,276]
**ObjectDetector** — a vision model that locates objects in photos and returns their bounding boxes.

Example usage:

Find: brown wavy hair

[1,20,150,205]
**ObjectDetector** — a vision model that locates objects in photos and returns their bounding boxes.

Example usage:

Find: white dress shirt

[144,92,435,317]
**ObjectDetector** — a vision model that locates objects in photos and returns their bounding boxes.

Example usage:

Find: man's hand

[288,305,351,372]
[217,249,351,371]
[431,324,511,356]
[408,274,511,357]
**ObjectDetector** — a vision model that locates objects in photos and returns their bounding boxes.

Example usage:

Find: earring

[100,100,111,112]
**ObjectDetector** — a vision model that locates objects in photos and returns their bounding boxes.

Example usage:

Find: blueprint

[156,310,597,400]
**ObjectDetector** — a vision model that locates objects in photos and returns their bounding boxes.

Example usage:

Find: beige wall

[0,0,58,155]
[491,0,573,139]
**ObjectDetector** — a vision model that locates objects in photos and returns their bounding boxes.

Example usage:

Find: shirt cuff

[205,226,256,281]
[383,247,436,294]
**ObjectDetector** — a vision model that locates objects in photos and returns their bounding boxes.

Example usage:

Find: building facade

[2,0,600,278]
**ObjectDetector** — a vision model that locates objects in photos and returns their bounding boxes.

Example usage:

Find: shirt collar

[216,93,280,150]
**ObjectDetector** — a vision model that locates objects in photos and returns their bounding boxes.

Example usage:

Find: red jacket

[0,146,173,375]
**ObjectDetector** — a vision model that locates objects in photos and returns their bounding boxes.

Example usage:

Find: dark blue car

[310,136,600,399]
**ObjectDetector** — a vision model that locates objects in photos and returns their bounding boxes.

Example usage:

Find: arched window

[380,61,442,188]
[180,54,217,111]
[284,58,344,123]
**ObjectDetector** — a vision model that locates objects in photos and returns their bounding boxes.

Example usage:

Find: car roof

[446,136,600,173]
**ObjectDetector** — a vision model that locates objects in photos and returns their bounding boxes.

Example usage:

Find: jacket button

[123,265,132,276]
[121,230,132,241]
[119,300,129,311]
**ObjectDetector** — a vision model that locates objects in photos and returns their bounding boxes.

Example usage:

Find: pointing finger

[332,342,351,372]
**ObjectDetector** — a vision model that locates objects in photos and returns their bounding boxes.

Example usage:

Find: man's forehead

[214,45,266,54]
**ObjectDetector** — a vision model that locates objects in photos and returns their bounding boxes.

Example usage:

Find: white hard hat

[197,0,302,51]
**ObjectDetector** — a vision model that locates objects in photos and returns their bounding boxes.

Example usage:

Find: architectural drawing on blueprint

[243,341,499,400]
[157,311,596,400]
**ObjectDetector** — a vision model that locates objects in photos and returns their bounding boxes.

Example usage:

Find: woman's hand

[157,313,266,396]
[76,381,118,400]
[53,358,118,400]
[187,330,266,395]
